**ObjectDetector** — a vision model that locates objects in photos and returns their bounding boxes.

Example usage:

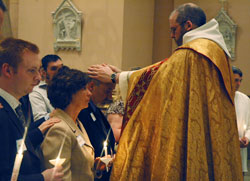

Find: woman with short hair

[41,66,104,181]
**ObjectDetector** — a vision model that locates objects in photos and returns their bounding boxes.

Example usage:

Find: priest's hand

[103,64,121,73]
[88,64,117,83]
[240,137,249,148]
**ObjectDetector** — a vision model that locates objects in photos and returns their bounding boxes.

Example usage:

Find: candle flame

[17,127,28,155]
[99,128,111,157]
[104,141,107,147]
[244,124,247,130]
[49,157,66,167]
[54,156,60,166]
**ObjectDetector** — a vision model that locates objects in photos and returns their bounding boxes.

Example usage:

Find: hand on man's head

[88,64,114,83]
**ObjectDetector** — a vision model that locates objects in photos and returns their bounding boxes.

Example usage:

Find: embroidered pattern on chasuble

[177,39,235,104]
[111,39,242,181]
[121,58,167,132]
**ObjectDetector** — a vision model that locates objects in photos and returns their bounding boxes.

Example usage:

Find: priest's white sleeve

[118,71,135,102]
[244,98,250,140]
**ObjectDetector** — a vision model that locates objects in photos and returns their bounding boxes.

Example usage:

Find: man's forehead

[22,49,38,57]
[233,73,242,81]
[100,82,115,89]
[21,50,39,63]
[169,11,178,23]
[233,73,242,78]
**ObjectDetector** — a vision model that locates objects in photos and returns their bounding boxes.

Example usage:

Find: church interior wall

[11,0,155,72]
[15,0,126,72]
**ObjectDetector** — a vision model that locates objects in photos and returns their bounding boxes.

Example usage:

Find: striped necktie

[15,104,26,127]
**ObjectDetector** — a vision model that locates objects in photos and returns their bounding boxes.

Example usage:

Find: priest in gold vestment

[88,3,243,181]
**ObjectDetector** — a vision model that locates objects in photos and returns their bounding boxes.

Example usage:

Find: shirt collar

[89,100,97,112]
[0,88,21,111]
[38,80,47,88]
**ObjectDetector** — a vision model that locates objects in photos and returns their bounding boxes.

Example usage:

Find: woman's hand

[240,137,249,148]
[94,155,113,171]
[42,165,64,181]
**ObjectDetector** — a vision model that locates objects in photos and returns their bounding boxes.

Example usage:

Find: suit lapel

[54,109,94,151]
[96,108,109,135]
[89,101,108,137]
[0,96,42,162]
[77,120,93,148]
[0,96,24,135]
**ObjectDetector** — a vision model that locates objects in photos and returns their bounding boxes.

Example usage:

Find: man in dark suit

[0,38,63,181]
[78,79,116,181]
[20,94,60,149]
[20,95,44,148]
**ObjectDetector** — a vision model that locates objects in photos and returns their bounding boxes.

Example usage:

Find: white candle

[101,141,111,172]
[104,141,107,157]
[11,153,23,181]
[11,127,28,181]
[243,124,247,137]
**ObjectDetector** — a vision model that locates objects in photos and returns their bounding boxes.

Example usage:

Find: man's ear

[185,20,195,31]
[1,63,14,78]
[39,67,46,79]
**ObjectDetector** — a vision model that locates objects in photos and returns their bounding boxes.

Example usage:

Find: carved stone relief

[52,0,82,51]
[215,9,237,60]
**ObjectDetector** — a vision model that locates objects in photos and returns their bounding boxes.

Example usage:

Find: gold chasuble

[111,39,242,181]
[122,59,167,131]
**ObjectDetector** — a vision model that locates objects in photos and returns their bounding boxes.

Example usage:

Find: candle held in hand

[11,153,23,181]
[104,141,107,157]
[49,156,66,167]
[11,127,28,181]
[243,124,246,137]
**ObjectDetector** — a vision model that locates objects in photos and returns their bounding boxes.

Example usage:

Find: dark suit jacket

[20,95,44,148]
[0,96,44,181]
[78,100,116,181]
